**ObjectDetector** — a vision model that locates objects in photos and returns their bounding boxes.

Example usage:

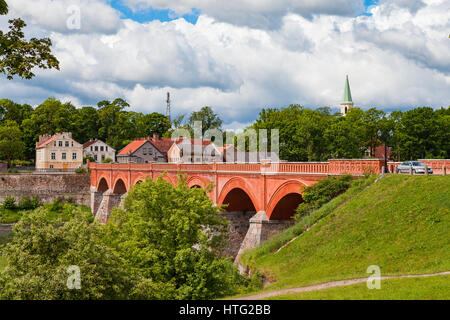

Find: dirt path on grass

[234,271,450,300]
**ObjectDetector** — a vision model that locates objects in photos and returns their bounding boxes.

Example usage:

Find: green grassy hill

[240,175,450,297]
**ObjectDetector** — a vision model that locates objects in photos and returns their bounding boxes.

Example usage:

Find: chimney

[37,134,51,147]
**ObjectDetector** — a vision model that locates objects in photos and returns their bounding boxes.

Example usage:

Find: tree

[189,106,223,136]
[26,98,76,136]
[324,109,365,159]
[0,207,133,299]
[0,120,25,167]
[361,108,386,157]
[135,112,171,138]
[105,175,242,300]
[0,98,33,124]
[97,98,132,150]
[0,2,59,80]
[294,108,331,161]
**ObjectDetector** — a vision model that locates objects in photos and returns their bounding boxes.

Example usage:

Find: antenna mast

[166,92,171,123]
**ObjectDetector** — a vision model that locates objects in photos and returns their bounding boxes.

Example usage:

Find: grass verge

[268,275,450,300]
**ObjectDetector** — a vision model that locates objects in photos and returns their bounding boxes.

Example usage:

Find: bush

[48,198,64,213]
[102,158,113,163]
[11,160,32,167]
[0,208,132,299]
[105,174,244,299]
[83,156,94,164]
[2,196,16,210]
[6,169,18,173]
[18,196,40,210]
[75,168,86,174]
[295,175,353,220]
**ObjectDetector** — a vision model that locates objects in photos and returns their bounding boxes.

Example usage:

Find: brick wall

[0,173,91,207]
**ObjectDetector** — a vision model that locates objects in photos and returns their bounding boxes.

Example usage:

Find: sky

[1,0,449,131]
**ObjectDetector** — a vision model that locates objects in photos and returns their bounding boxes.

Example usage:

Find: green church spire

[341,75,353,105]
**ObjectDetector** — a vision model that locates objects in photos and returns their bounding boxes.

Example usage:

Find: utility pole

[166,92,171,124]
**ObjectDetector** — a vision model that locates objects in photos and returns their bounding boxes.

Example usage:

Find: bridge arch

[132,175,149,186]
[218,177,260,212]
[97,177,109,192]
[186,176,209,189]
[112,178,127,195]
[266,180,306,220]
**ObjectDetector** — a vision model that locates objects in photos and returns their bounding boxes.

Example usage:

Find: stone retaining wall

[0,173,91,207]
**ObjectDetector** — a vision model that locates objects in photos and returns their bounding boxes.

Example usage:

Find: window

[142,148,147,155]
[71,141,74,147]
[59,141,62,147]
[65,141,69,147]
[100,146,104,152]
[101,155,105,161]
[62,153,66,160]
[94,155,97,161]
[106,146,108,151]
[51,153,56,160]
[50,165,54,169]
[95,146,98,151]
[72,153,77,160]
[91,146,93,151]
[54,141,56,147]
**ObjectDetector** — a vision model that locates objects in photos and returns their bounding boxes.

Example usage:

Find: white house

[83,139,116,163]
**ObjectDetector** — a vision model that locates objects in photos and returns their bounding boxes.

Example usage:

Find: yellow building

[35,132,83,170]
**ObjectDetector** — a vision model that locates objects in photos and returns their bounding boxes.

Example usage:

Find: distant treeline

[0,98,171,163]
[0,98,448,165]
[251,105,449,162]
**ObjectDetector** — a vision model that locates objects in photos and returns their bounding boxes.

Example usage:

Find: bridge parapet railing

[419,159,449,175]
[329,159,384,175]
[278,162,329,174]
[179,163,214,171]
[152,163,178,171]
[216,163,261,172]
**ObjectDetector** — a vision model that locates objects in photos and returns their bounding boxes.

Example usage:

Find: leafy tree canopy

[0,1,59,80]
[105,175,243,299]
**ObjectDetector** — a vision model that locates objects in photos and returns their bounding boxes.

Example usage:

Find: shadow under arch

[113,178,127,195]
[267,180,306,220]
[97,177,109,193]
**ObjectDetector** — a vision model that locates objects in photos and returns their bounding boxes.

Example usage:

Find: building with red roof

[117,134,174,164]
[35,132,83,170]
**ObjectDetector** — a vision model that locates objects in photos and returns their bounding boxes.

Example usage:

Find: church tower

[340,75,354,116]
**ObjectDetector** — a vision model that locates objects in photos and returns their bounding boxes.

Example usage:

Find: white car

[396,161,433,174]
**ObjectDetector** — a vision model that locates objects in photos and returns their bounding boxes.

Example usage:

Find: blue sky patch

[362,0,379,16]
[110,0,200,24]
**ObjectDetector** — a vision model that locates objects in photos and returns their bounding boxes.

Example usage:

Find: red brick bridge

[88,159,386,258]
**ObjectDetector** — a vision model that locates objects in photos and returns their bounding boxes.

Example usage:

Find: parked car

[396,161,433,174]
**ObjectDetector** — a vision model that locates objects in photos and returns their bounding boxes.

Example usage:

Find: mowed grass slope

[243,175,450,292]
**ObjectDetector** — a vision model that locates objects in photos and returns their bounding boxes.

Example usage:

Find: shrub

[19,196,40,210]
[105,174,243,299]
[48,198,64,213]
[75,167,86,174]
[0,208,132,299]
[11,160,32,167]
[6,169,18,173]
[102,158,113,163]
[83,156,95,164]
[2,196,16,210]
[295,175,353,220]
